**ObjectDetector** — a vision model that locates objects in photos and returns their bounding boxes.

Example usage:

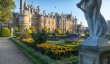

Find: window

[41,20,44,24]
[48,20,50,24]
[52,28,54,32]
[60,22,62,25]
[52,21,54,24]
[48,28,50,32]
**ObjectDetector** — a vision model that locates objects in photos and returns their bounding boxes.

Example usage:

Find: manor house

[1,0,83,33]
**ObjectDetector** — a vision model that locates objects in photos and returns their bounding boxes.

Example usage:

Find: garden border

[10,38,57,64]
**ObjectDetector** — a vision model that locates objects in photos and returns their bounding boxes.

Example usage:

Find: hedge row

[10,38,57,64]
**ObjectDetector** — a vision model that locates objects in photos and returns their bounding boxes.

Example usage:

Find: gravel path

[0,37,34,64]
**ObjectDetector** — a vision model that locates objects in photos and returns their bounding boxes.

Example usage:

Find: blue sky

[14,0,110,27]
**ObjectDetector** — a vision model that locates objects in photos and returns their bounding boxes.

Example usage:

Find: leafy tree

[0,0,16,22]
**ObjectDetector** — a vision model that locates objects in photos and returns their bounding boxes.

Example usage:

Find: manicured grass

[10,38,45,64]
[47,40,80,47]
[62,44,79,47]
[47,39,65,44]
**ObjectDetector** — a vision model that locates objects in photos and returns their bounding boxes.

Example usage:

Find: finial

[32,0,33,5]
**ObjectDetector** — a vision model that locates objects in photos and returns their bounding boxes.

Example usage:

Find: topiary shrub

[30,27,35,33]
[21,32,31,39]
[0,27,10,37]
[54,29,62,35]
[13,26,19,37]
[14,26,18,32]
[25,29,32,34]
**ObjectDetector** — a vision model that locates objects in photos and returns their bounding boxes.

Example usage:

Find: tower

[20,0,24,14]
[19,0,32,33]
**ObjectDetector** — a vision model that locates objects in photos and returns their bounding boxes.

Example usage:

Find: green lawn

[47,39,65,44]
[47,39,80,47]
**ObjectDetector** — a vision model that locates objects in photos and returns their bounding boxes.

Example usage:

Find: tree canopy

[0,0,16,22]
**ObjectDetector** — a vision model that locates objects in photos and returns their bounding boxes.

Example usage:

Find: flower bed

[36,43,78,60]
[12,37,79,64]
[21,38,34,44]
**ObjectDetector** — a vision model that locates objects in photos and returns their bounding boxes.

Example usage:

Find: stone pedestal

[77,45,110,64]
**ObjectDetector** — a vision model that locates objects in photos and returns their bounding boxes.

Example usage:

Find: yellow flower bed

[37,43,74,55]
[22,38,34,44]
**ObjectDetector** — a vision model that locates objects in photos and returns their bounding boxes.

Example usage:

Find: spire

[43,10,46,16]
[32,0,33,4]
[75,16,77,20]
[36,5,40,15]
[71,10,72,15]
[20,0,24,14]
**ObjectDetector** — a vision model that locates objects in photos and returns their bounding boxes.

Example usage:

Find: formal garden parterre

[11,27,82,64]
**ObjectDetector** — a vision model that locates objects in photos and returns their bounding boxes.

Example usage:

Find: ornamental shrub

[66,30,71,35]
[54,29,62,35]
[14,26,18,32]
[0,27,10,37]
[25,29,32,34]
[32,28,49,44]
[21,32,31,39]
[30,27,35,32]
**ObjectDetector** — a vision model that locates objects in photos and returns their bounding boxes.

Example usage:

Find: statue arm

[76,0,86,13]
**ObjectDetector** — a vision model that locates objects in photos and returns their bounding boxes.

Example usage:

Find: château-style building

[0,0,83,34]
[107,20,110,34]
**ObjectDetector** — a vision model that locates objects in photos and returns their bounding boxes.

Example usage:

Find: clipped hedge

[0,27,10,37]
[10,38,57,64]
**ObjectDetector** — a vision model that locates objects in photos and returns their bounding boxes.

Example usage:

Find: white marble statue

[10,27,14,37]
[77,0,108,46]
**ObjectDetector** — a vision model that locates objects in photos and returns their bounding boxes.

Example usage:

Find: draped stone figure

[77,0,108,46]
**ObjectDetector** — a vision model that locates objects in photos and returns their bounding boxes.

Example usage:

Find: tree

[0,0,16,22]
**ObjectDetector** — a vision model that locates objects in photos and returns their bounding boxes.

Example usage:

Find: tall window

[52,28,54,32]
[52,21,54,24]
[41,20,44,24]
[48,28,50,32]
[48,20,50,24]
